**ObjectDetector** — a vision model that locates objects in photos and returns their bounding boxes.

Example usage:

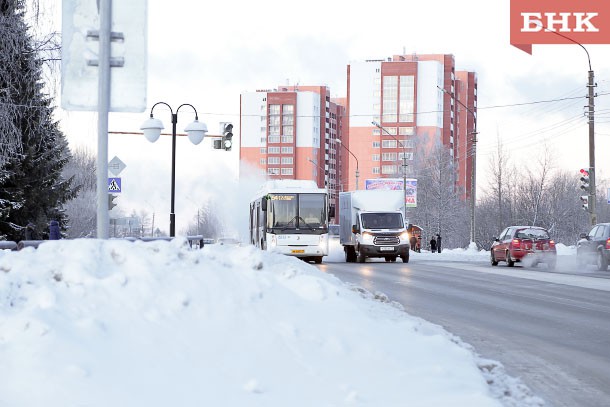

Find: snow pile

[0,239,543,406]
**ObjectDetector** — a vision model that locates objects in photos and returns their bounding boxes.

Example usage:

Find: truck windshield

[268,193,326,229]
[361,213,403,229]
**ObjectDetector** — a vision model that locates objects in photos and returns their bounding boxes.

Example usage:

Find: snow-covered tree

[0,0,77,241]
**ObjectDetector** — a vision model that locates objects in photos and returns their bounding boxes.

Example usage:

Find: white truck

[339,190,410,263]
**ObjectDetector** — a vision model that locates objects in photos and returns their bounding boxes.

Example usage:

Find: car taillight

[606,238,610,250]
[549,240,556,249]
[511,238,521,249]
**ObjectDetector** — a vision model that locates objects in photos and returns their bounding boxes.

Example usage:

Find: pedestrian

[409,235,417,251]
[430,236,437,253]
[416,236,422,253]
[49,220,61,240]
[25,221,38,240]
[436,234,442,253]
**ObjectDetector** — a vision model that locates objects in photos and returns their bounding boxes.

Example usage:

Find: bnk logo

[510,0,610,54]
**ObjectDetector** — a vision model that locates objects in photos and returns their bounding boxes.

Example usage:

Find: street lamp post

[336,139,359,190]
[307,158,328,188]
[438,86,477,245]
[371,121,408,224]
[140,102,208,237]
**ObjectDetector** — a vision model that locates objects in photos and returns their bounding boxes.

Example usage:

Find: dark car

[576,223,610,271]
[491,226,557,270]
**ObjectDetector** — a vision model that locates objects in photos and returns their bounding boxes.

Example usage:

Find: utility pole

[539,26,596,225]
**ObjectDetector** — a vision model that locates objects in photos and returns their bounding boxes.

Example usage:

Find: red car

[491,226,557,270]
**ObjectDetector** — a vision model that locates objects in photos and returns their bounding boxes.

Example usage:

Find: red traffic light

[580,168,590,177]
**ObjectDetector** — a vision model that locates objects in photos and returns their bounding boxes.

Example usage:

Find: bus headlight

[270,235,277,247]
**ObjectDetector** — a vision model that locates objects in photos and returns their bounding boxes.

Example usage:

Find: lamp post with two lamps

[437,86,477,245]
[140,102,208,237]
[371,121,409,223]
[336,139,359,190]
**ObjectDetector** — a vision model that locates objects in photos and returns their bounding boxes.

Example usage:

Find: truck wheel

[314,256,323,264]
[345,246,356,262]
[357,251,366,263]
[390,256,397,262]
[402,254,409,263]
[384,256,391,262]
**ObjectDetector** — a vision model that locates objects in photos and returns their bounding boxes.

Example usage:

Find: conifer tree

[0,0,78,241]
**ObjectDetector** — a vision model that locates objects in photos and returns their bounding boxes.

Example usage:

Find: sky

[40,0,610,234]
[0,238,557,406]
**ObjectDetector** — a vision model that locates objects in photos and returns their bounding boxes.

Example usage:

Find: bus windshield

[268,193,326,229]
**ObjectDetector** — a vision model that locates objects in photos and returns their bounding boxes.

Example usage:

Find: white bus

[249,180,333,264]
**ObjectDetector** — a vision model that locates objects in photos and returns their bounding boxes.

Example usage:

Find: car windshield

[515,228,550,240]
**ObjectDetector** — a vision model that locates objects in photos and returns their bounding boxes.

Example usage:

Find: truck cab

[339,190,410,263]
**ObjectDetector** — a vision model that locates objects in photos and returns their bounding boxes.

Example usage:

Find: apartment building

[239,86,345,211]
[239,53,477,212]
[346,53,477,199]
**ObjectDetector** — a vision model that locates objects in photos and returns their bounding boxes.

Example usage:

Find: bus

[249,180,333,263]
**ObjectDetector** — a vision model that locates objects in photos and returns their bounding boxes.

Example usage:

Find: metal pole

[96,0,111,238]
[470,121,477,244]
[170,113,177,237]
[588,70,597,225]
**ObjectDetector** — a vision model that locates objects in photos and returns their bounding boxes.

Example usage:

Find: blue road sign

[108,177,122,193]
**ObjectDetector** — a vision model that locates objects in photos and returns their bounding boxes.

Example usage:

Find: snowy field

[0,239,547,406]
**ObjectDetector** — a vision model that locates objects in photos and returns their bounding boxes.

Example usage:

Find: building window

[268,157,280,165]
[268,146,280,154]
[281,135,294,143]
[372,154,380,162]
[269,126,280,136]
[382,152,397,161]
[281,146,294,154]
[382,75,398,122]
[372,141,380,148]
[382,165,397,174]
[399,127,414,136]
[260,147,267,154]
[399,152,414,160]
[267,168,280,175]
[268,135,280,143]
[281,168,293,175]
[381,140,397,148]
[281,157,293,165]
[283,125,293,136]
[372,167,380,174]
[259,158,266,165]
[399,76,415,122]
[269,104,280,115]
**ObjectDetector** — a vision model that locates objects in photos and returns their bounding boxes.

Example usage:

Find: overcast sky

[44,0,610,235]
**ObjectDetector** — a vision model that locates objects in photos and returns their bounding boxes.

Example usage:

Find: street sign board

[108,156,126,176]
[61,0,148,112]
[108,177,122,193]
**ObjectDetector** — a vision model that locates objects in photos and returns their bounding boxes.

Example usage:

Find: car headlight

[362,232,374,242]
[400,232,409,241]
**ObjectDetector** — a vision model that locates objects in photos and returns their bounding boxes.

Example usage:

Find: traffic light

[222,123,233,151]
[580,168,591,193]
[580,195,589,211]
[108,193,118,210]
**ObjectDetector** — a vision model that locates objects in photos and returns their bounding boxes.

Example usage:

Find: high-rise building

[239,86,345,211]
[346,53,477,198]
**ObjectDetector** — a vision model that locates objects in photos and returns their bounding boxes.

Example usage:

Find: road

[317,249,610,407]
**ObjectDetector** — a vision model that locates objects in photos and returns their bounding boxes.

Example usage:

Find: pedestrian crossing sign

[108,177,122,193]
